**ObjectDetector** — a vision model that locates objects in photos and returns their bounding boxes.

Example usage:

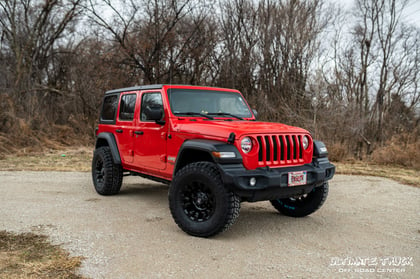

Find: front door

[133,91,167,170]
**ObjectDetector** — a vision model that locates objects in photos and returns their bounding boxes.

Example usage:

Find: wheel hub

[193,191,209,210]
[182,183,215,222]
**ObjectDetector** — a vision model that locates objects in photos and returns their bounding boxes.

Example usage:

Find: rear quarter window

[100,94,119,123]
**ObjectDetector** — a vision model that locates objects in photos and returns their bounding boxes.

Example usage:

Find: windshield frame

[166,88,254,120]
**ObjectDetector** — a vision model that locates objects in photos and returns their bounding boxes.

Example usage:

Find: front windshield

[167,89,252,118]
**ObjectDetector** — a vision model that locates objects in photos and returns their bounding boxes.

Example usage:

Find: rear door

[114,92,138,164]
[133,90,167,170]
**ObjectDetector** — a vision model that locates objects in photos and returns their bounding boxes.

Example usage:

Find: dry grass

[0,231,85,279]
[0,146,92,172]
[0,146,418,187]
[335,161,420,187]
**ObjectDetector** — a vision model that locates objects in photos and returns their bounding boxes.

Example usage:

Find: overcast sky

[330,0,420,27]
[403,0,420,27]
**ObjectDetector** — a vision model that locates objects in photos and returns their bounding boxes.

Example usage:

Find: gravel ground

[0,172,419,278]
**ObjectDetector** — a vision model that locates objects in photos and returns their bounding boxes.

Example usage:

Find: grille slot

[257,134,304,166]
[286,135,291,160]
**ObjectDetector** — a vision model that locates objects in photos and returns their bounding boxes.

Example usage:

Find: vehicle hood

[172,119,309,140]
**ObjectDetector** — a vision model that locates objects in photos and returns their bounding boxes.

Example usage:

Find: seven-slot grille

[256,134,305,166]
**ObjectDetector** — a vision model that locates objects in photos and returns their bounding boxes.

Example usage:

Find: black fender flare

[173,139,243,175]
[95,132,122,165]
[313,140,329,158]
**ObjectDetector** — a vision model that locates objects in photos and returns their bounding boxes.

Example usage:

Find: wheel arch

[95,132,122,165]
[173,139,242,176]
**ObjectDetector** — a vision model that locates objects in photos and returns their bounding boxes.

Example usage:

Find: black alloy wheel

[91,146,123,195]
[169,162,240,237]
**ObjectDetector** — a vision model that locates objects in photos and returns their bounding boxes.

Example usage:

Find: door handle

[115,129,123,133]
[134,131,144,135]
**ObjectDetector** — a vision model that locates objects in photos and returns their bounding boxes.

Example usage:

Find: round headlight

[241,137,253,153]
[302,136,309,150]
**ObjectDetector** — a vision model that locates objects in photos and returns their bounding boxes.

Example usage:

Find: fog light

[249,177,257,187]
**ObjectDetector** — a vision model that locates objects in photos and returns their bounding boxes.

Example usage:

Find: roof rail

[105,84,163,94]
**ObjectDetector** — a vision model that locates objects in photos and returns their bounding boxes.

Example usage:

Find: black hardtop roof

[105,84,163,94]
[105,84,238,95]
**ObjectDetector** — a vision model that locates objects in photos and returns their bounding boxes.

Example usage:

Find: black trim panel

[313,140,329,158]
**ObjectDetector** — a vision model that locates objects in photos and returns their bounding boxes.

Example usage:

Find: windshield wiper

[208,112,243,120]
[174,112,214,120]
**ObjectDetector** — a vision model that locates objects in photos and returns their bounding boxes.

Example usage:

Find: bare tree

[217,0,259,104]
[258,0,331,125]
[321,0,419,159]
[85,0,216,84]
[216,0,332,125]
[0,0,83,121]
[373,0,408,142]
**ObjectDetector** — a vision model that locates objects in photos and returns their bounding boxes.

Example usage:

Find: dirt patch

[0,231,85,279]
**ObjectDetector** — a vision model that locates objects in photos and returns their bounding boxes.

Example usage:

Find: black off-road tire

[92,146,123,195]
[168,162,241,237]
[270,183,329,217]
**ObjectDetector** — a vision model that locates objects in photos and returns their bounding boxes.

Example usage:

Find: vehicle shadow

[114,182,331,239]
[221,203,331,239]
[118,182,169,201]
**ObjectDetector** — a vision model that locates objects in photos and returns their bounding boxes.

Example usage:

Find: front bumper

[219,157,335,202]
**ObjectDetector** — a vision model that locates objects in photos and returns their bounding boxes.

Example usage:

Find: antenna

[169,61,172,86]
[168,55,174,87]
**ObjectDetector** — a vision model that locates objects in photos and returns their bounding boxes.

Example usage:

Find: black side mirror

[145,106,165,124]
[252,109,258,120]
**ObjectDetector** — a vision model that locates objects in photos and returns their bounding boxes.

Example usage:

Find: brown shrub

[327,142,350,162]
[0,118,93,157]
[370,136,420,170]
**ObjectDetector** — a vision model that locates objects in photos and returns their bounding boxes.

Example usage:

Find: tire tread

[169,161,240,237]
[270,183,329,217]
[92,146,123,195]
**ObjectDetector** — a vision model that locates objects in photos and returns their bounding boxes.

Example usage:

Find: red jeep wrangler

[92,84,335,237]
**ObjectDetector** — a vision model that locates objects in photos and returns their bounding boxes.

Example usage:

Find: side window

[101,94,119,121]
[141,92,164,121]
[119,94,137,121]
